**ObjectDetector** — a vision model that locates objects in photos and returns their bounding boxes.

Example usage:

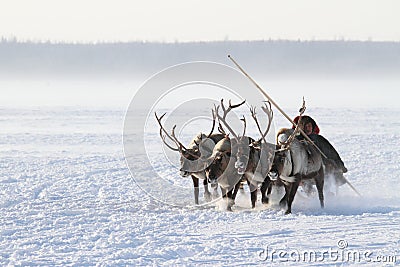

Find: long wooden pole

[228,55,361,197]
[227,55,327,158]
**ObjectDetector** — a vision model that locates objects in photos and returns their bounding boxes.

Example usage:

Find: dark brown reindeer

[231,102,277,207]
[205,136,243,210]
[206,99,265,210]
[268,123,325,214]
[155,112,225,205]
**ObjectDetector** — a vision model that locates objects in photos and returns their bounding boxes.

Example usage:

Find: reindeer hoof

[262,197,269,204]
[204,192,212,202]
[285,210,292,215]
[212,189,219,199]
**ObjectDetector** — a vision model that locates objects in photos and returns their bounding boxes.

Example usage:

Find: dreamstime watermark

[256,240,398,264]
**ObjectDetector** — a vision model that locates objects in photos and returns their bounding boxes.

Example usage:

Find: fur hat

[293,115,320,134]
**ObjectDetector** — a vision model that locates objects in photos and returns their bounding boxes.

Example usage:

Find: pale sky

[1,0,400,42]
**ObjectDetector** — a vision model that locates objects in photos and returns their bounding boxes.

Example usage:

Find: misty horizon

[1,39,400,108]
[1,39,400,79]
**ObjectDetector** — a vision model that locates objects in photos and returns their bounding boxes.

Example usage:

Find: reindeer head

[155,111,217,177]
[268,148,290,181]
[204,137,231,187]
[179,135,215,177]
[233,137,253,175]
[268,126,300,181]
[179,146,201,177]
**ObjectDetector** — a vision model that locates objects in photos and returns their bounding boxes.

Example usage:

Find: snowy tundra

[1,105,400,266]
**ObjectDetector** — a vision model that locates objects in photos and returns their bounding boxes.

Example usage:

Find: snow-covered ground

[1,102,400,265]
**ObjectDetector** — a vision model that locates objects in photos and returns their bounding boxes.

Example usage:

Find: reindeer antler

[214,99,246,139]
[170,125,188,151]
[298,96,306,114]
[279,98,306,148]
[250,100,274,145]
[240,115,246,138]
[155,112,187,152]
[206,109,217,138]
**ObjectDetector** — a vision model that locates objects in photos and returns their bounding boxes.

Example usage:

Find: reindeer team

[156,99,330,214]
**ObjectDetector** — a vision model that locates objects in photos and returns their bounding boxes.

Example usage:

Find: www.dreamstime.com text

[256,240,398,264]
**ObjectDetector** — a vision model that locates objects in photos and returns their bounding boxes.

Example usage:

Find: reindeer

[231,102,276,207]
[206,99,267,210]
[155,112,224,205]
[268,125,325,214]
[205,136,243,210]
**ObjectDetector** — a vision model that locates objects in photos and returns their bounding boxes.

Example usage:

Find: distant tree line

[1,40,399,78]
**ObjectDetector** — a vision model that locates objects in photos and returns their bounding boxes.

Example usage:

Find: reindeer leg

[315,168,325,209]
[221,187,227,198]
[246,179,258,209]
[212,186,219,199]
[231,181,241,204]
[191,175,200,205]
[279,184,289,208]
[219,187,232,211]
[225,188,235,211]
[285,180,300,214]
[239,181,245,191]
[260,178,271,204]
[203,178,211,202]
[250,190,257,209]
